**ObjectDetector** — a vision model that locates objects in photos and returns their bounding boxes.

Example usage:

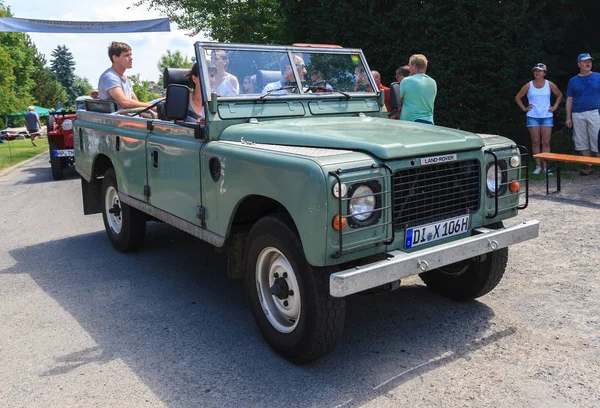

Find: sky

[5,0,209,86]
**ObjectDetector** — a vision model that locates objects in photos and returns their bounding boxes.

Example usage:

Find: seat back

[163,68,190,88]
[389,82,401,109]
[256,70,281,91]
[84,99,117,113]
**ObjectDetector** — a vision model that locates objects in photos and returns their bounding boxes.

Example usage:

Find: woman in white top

[515,63,563,175]
[211,50,240,96]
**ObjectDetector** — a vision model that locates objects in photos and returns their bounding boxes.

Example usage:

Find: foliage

[30,50,69,109]
[50,45,78,105]
[130,74,161,102]
[132,0,285,43]
[156,49,193,85]
[74,76,93,98]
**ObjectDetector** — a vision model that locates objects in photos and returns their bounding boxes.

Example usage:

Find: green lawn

[0,138,49,172]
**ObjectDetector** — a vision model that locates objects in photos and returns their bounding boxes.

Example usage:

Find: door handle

[152,150,158,168]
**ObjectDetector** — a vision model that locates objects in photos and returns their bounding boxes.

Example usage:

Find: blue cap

[577,53,594,62]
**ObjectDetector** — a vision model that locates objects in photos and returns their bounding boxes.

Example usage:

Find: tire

[49,142,63,180]
[245,214,345,364]
[101,169,146,252]
[419,222,508,301]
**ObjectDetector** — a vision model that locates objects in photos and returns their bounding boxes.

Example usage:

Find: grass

[0,138,49,172]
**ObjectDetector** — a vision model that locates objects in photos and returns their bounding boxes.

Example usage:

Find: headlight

[509,155,521,168]
[349,185,376,221]
[486,162,507,196]
[62,119,73,131]
[486,164,500,192]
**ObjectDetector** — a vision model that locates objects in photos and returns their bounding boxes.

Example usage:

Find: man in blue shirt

[399,54,437,124]
[566,53,600,175]
[24,106,42,147]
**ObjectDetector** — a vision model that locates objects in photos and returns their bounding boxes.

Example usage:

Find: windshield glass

[200,46,375,98]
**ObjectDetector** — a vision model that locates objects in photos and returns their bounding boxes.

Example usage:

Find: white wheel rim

[105,185,122,234]
[255,247,301,333]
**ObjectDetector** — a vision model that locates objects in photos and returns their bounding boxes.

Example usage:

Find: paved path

[0,155,598,407]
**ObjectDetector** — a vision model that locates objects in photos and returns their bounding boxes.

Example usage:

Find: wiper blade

[307,86,352,100]
[258,86,298,100]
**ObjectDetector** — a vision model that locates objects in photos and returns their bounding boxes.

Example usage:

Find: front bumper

[329,220,539,297]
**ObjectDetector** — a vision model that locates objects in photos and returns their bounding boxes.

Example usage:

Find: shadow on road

[3,223,510,407]
[13,164,78,185]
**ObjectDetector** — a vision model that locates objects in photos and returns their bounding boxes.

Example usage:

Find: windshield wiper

[307,86,352,100]
[258,86,299,100]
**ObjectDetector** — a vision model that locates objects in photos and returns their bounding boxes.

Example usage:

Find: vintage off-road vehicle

[47,110,76,180]
[74,43,539,363]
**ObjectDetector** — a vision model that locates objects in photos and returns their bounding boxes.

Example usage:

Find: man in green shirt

[399,54,437,124]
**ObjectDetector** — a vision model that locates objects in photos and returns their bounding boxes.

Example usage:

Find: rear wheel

[101,169,146,252]
[419,222,508,301]
[49,142,63,180]
[245,214,345,364]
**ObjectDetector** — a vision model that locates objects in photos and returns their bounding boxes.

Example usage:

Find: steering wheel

[117,99,163,119]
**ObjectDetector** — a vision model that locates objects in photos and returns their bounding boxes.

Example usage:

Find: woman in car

[211,50,239,95]
[184,62,217,123]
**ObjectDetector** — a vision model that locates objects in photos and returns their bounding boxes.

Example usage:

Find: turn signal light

[509,180,520,192]
[332,215,347,231]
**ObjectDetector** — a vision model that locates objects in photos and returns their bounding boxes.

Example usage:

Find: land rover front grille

[393,159,481,231]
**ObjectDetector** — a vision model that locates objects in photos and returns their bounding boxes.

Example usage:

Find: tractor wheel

[101,169,146,252]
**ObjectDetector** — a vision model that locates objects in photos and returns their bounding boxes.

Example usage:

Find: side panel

[146,124,203,225]
[201,142,329,266]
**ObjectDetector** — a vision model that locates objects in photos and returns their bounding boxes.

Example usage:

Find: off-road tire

[419,222,508,301]
[245,214,345,364]
[101,169,146,252]
[49,142,63,180]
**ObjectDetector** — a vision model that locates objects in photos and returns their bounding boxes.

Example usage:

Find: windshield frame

[194,42,378,103]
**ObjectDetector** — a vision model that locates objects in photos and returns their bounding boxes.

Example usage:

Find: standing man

[395,65,410,84]
[565,53,600,175]
[399,54,437,124]
[98,41,150,110]
[24,106,42,147]
[371,70,391,112]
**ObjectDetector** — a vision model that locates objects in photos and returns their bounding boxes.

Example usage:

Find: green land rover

[74,42,539,364]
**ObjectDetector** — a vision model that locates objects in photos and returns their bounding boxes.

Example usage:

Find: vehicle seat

[163,68,190,88]
[389,82,401,109]
[256,70,281,91]
[84,99,117,113]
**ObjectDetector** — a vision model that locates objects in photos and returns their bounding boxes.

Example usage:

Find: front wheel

[245,214,345,364]
[419,223,508,301]
[101,169,146,252]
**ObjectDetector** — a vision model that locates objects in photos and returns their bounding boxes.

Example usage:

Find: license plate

[405,215,470,249]
[54,149,74,157]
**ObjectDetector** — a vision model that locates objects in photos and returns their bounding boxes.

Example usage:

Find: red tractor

[47,110,76,180]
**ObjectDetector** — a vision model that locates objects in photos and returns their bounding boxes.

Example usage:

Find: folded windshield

[200,46,375,99]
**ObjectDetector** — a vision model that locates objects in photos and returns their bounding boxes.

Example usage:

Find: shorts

[572,110,600,152]
[526,116,553,127]
[27,129,40,135]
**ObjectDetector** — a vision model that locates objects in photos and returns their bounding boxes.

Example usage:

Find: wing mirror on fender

[165,84,190,121]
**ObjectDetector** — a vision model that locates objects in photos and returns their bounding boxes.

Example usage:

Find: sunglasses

[295,63,306,69]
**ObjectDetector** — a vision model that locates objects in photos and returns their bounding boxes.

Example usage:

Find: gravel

[0,155,598,408]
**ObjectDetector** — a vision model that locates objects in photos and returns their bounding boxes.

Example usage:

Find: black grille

[393,159,480,230]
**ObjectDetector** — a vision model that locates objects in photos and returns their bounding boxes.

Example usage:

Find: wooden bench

[533,153,600,194]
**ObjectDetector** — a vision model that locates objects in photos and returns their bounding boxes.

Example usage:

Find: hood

[219,116,484,160]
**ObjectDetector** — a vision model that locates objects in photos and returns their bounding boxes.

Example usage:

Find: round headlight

[332,182,347,198]
[509,155,521,168]
[62,119,73,131]
[486,164,500,192]
[349,185,376,221]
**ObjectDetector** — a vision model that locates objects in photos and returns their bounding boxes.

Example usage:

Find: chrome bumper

[329,220,539,298]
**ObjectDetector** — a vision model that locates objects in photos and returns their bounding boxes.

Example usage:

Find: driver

[262,53,308,95]
[98,41,151,111]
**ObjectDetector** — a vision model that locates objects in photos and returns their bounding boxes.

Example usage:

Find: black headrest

[163,68,190,88]
[389,82,401,109]
[84,99,117,113]
[256,70,281,91]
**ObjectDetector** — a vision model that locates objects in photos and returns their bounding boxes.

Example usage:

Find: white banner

[0,17,170,33]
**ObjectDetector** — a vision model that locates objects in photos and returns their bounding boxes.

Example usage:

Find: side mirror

[389,82,401,109]
[165,84,190,121]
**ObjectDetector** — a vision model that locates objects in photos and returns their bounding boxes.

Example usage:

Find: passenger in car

[262,54,308,95]
[211,50,239,95]
[354,66,373,92]
[184,63,209,123]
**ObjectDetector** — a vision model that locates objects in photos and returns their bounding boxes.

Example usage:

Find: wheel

[49,142,63,180]
[419,222,508,301]
[101,169,146,252]
[245,214,345,364]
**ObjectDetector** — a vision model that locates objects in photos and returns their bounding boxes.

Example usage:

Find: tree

[30,50,68,109]
[130,74,162,102]
[156,50,193,86]
[132,0,285,43]
[50,45,78,105]
[74,75,93,98]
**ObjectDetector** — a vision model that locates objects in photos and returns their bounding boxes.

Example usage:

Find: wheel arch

[81,154,114,215]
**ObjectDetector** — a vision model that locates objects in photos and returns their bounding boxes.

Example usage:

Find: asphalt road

[1,154,598,407]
